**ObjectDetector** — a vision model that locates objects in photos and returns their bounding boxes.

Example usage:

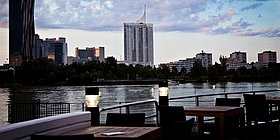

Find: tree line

[1,57,280,86]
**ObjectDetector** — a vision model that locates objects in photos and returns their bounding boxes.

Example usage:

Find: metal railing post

[195,97,199,106]
[125,106,130,114]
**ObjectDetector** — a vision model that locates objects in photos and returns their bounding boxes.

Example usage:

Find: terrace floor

[191,121,280,140]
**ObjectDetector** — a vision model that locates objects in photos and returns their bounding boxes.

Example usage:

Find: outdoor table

[64,126,161,140]
[266,96,280,106]
[184,106,244,140]
[266,96,280,120]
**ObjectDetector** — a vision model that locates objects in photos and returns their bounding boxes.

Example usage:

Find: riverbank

[91,80,162,86]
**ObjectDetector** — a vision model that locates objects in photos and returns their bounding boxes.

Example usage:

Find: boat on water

[168,80,180,86]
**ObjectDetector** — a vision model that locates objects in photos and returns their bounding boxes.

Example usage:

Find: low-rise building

[43,37,68,65]
[75,46,105,64]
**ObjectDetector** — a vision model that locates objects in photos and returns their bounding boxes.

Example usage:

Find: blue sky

[0,0,280,65]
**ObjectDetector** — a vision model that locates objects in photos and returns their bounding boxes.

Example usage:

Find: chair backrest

[215,98,242,129]
[30,134,94,140]
[158,105,186,127]
[215,98,241,107]
[172,118,195,140]
[106,113,145,127]
[243,94,269,122]
[158,105,194,140]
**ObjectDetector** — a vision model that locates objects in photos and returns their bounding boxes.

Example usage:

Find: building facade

[43,37,68,65]
[229,51,247,63]
[195,51,212,68]
[9,0,35,66]
[95,47,105,62]
[166,58,196,73]
[258,51,277,67]
[124,6,154,66]
[75,47,105,64]
[227,51,247,70]
[33,34,44,59]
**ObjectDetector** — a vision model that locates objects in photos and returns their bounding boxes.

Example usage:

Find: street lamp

[8,66,16,123]
[85,87,100,126]
[8,67,15,90]
[158,80,169,106]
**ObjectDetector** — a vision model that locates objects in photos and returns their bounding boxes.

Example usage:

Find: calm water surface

[0,82,280,126]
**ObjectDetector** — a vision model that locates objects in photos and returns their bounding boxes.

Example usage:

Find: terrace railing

[98,89,280,125]
[7,89,280,125]
[8,102,84,123]
[99,99,159,125]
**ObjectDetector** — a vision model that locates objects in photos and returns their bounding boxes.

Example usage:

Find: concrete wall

[0,112,91,140]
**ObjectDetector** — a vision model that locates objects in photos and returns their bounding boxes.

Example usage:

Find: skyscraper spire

[136,4,146,23]
[124,4,154,66]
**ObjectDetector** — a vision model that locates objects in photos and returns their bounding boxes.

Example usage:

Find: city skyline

[0,0,280,65]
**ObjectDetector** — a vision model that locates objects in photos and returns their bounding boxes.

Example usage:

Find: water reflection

[0,82,279,125]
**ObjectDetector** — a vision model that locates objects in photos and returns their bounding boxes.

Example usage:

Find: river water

[0,82,280,126]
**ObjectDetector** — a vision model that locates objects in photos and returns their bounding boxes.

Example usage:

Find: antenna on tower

[136,4,146,23]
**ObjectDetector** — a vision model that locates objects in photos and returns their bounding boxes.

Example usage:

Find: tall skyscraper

[9,0,35,66]
[124,5,154,66]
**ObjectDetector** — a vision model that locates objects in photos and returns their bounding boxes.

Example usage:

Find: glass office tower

[9,0,35,66]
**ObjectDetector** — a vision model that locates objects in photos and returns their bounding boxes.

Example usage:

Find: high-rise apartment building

[124,5,154,66]
[258,51,277,66]
[9,0,35,66]
[229,51,247,63]
[195,51,212,68]
[226,51,247,70]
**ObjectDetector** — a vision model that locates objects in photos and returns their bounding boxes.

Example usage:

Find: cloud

[240,3,263,11]
[217,1,224,10]
[236,28,280,38]
[210,18,252,34]
[34,0,128,31]
[1,0,279,38]
[33,0,212,32]
[0,0,8,28]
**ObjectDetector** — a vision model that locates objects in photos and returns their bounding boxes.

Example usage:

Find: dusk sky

[0,0,280,65]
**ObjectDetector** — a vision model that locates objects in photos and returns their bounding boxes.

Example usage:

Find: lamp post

[85,87,100,126]
[8,67,16,91]
[158,80,169,106]
[8,63,17,123]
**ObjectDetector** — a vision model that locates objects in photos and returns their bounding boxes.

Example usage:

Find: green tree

[157,64,170,79]
[190,60,206,80]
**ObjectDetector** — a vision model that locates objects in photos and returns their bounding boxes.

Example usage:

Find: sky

[0,0,280,66]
